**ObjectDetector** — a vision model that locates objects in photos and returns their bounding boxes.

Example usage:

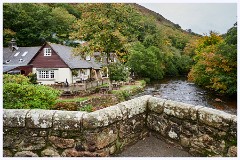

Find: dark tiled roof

[3,65,19,72]
[3,46,41,66]
[88,57,102,70]
[49,43,102,69]
[3,42,110,70]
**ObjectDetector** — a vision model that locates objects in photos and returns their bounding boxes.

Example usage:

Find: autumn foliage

[188,24,237,96]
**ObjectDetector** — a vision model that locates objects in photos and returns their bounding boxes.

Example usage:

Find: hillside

[132,4,200,36]
[3,3,198,46]
[132,4,177,28]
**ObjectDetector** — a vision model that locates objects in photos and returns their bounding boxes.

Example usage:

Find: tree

[70,3,157,61]
[127,42,165,80]
[49,3,82,18]
[188,26,237,96]
[3,3,77,46]
[108,62,130,82]
[49,7,76,41]
[183,38,199,57]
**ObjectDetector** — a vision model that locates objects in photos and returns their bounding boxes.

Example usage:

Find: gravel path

[114,135,192,157]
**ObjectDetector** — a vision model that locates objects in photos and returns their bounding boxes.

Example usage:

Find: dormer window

[22,51,28,57]
[44,48,52,56]
[86,55,91,61]
[14,52,20,57]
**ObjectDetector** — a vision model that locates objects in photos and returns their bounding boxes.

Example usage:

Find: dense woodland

[3,3,237,96]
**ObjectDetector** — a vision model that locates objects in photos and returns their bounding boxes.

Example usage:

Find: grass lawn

[57,97,88,103]
[119,80,145,90]
[111,80,146,101]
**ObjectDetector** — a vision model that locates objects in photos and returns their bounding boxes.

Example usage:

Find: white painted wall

[33,68,72,85]
[32,68,96,85]
[56,68,72,84]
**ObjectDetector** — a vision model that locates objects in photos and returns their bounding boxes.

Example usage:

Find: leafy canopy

[3,3,77,46]
[108,62,130,82]
[127,42,165,80]
[188,25,237,96]
[71,3,157,62]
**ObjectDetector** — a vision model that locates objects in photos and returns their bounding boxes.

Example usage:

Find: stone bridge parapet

[3,95,237,157]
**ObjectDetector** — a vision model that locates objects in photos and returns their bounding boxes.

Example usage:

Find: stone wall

[3,95,237,157]
[3,95,150,157]
[147,97,237,157]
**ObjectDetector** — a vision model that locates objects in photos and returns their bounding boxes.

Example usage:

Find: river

[134,76,237,115]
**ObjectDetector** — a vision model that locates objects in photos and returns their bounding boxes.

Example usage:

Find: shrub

[56,97,88,103]
[52,102,77,111]
[3,74,60,109]
[142,78,150,84]
[79,104,93,112]
[108,62,130,82]
[111,80,145,101]
[27,73,38,84]
[3,74,30,84]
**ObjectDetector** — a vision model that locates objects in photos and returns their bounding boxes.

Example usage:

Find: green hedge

[3,74,60,109]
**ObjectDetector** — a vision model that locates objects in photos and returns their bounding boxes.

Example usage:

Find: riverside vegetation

[3,3,237,110]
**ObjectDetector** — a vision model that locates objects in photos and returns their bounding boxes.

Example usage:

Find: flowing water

[134,76,237,115]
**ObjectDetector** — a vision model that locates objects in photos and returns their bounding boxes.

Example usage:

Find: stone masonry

[147,97,237,157]
[3,95,237,157]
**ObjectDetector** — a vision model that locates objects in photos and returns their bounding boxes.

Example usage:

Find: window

[38,70,54,79]
[14,52,20,57]
[44,48,52,56]
[22,51,28,56]
[86,55,91,61]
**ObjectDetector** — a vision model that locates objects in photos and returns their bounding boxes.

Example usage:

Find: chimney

[9,38,18,52]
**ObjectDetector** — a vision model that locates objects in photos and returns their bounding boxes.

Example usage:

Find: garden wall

[3,96,237,157]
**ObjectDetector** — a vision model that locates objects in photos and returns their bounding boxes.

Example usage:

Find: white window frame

[86,55,91,61]
[38,70,55,79]
[22,51,28,57]
[14,52,20,57]
[44,48,52,56]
